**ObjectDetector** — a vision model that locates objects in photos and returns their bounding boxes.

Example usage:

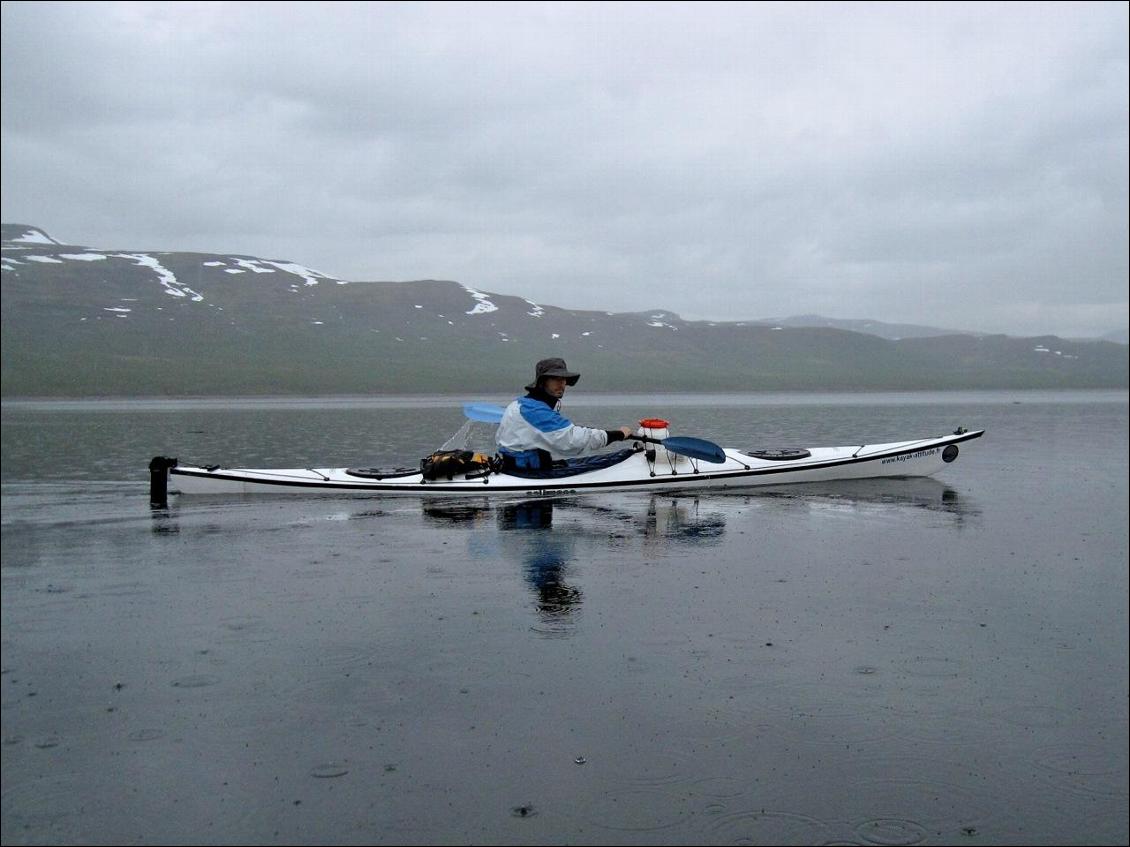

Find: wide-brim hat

[525,357,580,391]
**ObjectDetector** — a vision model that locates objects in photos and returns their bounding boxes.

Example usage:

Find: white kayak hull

[165,429,983,497]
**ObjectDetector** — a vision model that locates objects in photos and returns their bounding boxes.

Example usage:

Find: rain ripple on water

[1033,742,1130,800]
[708,808,839,845]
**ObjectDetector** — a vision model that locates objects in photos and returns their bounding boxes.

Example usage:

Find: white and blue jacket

[496,390,621,469]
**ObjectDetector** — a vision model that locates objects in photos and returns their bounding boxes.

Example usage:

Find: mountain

[750,314,978,340]
[2,224,1126,396]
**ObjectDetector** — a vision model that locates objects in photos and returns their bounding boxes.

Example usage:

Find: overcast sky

[2,1,1127,337]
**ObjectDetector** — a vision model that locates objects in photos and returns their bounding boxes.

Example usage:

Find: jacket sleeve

[538,417,609,456]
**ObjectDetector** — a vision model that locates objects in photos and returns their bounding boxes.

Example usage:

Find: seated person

[496,358,634,471]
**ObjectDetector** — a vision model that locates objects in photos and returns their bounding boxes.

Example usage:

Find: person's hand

[619,426,634,438]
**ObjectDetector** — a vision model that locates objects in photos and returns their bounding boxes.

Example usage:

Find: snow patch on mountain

[232,258,277,274]
[113,253,204,302]
[262,261,337,287]
[9,228,61,245]
[463,285,498,315]
[59,253,108,262]
[647,313,679,330]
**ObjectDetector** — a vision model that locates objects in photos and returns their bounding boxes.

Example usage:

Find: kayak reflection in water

[499,500,582,620]
[496,358,634,473]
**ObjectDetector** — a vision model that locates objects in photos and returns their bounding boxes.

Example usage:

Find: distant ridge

[751,314,978,341]
[2,224,1126,396]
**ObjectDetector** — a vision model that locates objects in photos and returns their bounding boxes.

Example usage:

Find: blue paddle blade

[662,436,727,464]
[463,402,506,424]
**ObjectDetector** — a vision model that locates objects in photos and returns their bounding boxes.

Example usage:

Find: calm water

[2,391,1127,845]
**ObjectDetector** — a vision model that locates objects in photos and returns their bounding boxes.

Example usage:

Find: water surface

[2,391,1127,845]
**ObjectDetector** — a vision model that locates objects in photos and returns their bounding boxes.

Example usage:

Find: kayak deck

[165,429,984,496]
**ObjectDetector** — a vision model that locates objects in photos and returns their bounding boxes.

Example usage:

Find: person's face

[543,376,568,399]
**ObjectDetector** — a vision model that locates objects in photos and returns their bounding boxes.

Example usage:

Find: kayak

[154,420,984,499]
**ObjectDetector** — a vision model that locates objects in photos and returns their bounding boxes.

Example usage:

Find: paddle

[633,435,727,464]
[463,402,505,424]
[462,402,727,464]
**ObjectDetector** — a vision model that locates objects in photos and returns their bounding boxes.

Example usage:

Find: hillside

[2,224,1126,396]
